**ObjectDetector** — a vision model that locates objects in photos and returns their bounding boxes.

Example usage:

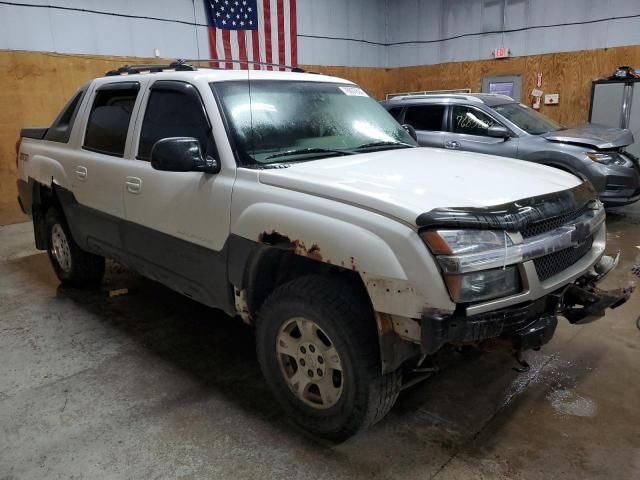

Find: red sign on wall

[494,47,509,59]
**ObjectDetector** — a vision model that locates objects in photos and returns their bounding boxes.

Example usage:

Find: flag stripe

[245,30,253,67]
[263,0,273,70]
[270,0,279,68]
[289,0,297,66]
[277,0,285,71]
[222,29,233,69]
[252,30,261,69]
[208,27,219,68]
[257,0,267,69]
[237,30,248,69]
[217,27,225,65]
[283,0,291,67]
[230,31,240,70]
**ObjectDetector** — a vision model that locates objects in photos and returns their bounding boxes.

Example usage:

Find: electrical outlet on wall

[544,93,559,105]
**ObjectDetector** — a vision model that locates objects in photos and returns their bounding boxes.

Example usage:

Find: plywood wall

[2,46,640,209]
[311,45,640,127]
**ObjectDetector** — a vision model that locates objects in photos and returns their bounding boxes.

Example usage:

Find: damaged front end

[421,253,634,355]
[562,253,633,324]
[415,182,635,358]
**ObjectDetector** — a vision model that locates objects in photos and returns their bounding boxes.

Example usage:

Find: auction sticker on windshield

[339,86,368,97]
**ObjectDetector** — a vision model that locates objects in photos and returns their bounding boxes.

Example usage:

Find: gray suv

[382,94,640,207]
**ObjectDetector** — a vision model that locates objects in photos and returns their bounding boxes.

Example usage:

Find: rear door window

[404,105,446,131]
[83,83,139,157]
[137,81,214,161]
[45,88,87,143]
[451,105,500,136]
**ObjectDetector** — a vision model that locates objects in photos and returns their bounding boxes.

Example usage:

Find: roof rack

[186,58,308,72]
[104,58,311,77]
[385,89,471,100]
[391,93,484,104]
[105,59,196,76]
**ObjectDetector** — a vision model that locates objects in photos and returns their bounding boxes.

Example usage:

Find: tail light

[15,138,21,168]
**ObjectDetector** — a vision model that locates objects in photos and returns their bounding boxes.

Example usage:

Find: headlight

[421,229,511,255]
[421,229,514,273]
[422,229,521,303]
[585,152,632,167]
[444,266,521,303]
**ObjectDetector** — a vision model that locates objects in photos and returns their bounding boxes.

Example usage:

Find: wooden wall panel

[381,46,640,127]
[1,46,640,211]
[299,65,393,100]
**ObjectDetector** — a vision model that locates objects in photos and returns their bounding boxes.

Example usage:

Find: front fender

[521,151,586,176]
[232,203,454,318]
[233,203,406,276]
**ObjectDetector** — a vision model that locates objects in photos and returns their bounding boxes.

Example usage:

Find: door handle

[75,166,88,181]
[125,176,142,194]
[445,140,461,149]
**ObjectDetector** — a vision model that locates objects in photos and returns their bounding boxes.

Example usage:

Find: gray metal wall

[0,0,639,67]
[0,0,211,60]
[386,0,640,67]
[0,0,388,67]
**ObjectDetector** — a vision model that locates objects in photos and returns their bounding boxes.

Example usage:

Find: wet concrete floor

[1,204,639,479]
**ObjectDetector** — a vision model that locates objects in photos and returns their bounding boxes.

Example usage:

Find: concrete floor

[1,206,639,480]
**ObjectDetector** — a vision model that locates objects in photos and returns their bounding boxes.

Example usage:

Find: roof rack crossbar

[104,58,309,77]
[105,59,196,76]
[390,94,484,104]
[185,58,306,72]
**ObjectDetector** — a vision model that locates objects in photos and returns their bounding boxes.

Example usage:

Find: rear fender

[29,154,71,190]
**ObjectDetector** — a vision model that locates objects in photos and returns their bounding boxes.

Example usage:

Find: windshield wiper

[264,148,356,161]
[352,141,415,151]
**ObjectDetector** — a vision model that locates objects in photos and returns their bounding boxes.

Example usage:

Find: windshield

[491,102,563,135]
[212,81,416,165]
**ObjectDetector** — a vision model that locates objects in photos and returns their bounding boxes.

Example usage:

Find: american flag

[204,0,298,70]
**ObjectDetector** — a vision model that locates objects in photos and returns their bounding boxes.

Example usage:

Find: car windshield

[211,80,416,165]
[491,102,564,135]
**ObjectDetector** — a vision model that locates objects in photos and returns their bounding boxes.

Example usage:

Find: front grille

[521,206,589,238]
[533,236,593,281]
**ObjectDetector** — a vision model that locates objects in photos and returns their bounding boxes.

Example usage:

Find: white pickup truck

[16,62,632,440]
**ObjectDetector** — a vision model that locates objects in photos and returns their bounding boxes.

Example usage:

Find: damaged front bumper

[421,253,634,354]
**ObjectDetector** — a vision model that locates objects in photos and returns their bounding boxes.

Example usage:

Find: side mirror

[402,124,418,142]
[487,125,511,139]
[151,137,220,174]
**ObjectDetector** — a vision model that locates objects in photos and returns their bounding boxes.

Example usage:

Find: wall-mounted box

[544,93,559,105]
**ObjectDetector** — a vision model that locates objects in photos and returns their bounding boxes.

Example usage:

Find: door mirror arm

[195,155,221,174]
[402,124,418,142]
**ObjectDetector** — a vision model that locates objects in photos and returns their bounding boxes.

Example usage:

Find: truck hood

[258,148,582,227]
[542,124,633,149]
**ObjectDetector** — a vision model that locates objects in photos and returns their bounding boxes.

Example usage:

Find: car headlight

[421,229,522,303]
[421,229,511,255]
[444,267,521,303]
[585,152,632,167]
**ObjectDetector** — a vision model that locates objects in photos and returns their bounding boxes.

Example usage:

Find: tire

[256,274,402,441]
[45,207,105,288]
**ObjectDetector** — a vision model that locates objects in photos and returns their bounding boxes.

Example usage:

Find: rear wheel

[256,274,401,440]
[45,207,105,288]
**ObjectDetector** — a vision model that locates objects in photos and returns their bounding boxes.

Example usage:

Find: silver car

[382,94,640,207]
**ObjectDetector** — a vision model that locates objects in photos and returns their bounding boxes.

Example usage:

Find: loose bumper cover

[421,254,634,354]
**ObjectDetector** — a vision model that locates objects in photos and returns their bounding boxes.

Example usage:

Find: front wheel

[45,207,105,288]
[256,275,401,441]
